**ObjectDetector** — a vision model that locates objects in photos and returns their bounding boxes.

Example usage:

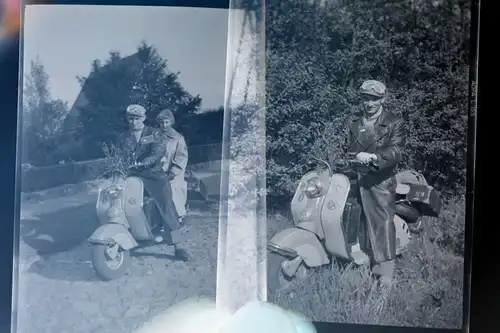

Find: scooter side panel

[89,223,139,250]
[269,227,330,267]
[123,177,154,241]
[290,170,330,239]
[320,174,351,260]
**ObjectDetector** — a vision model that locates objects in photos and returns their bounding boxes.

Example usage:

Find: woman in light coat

[156,109,189,223]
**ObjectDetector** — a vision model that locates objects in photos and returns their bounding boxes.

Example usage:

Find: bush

[20,158,109,192]
[425,196,466,256]
[265,0,471,198]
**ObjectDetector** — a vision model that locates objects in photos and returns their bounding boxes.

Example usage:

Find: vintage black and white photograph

[265,0,473,330]
[16,4,226,333]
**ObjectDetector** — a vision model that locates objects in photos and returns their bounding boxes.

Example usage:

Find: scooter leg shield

[268,228,330,268]
[89,223,139,250]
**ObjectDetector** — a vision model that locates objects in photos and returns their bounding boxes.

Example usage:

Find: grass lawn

[267,197,466,329]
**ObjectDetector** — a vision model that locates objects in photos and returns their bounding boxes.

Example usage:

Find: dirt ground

[16,182,221,333]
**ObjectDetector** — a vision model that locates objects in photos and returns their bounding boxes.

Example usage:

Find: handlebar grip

[346,159,379,172]
[345,152,358,160]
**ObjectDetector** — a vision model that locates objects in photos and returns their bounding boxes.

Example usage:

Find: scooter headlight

[107,206,124,219]
[305,178,323,197]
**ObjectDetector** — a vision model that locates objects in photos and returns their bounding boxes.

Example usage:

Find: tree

[22,57,68,166]
[176,106,224,145]
[265,0,471,197]
[66,41,202,160]
[130,42,202,122]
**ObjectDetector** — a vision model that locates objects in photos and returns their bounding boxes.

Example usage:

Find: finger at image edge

[132,299,316,333]
[133,298,220,333]
[219,301,317,333]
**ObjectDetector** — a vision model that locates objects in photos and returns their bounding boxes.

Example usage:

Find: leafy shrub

[265,0,471,199]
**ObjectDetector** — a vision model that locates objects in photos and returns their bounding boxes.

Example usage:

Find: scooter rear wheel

[92,244,131,281]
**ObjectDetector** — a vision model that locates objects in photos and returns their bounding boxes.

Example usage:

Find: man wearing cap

[116,104,189,262]
[156,109,189,223]
[344,80,406,291]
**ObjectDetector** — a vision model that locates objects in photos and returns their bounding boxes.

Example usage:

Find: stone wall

[21,143,222,193]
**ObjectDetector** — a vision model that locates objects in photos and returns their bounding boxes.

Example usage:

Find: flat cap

[359,80,387,98]
[126,104,146,117]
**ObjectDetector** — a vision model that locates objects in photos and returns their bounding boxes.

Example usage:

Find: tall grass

[268,196,465,329]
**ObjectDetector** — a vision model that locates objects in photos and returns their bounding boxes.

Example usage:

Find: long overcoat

[345,109,406,263]
[161,128,189,217]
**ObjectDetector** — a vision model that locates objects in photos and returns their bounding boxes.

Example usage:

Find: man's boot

[369,259,394,315]
[173,245,191,262]
[372,259,395,296]
[168,228,191,262]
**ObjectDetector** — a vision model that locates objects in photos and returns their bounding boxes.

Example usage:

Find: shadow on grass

[26,258,99,282]
[20,202,97,256]
[131,250,178,261]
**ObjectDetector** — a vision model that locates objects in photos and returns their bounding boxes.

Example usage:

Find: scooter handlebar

[332,153,378,173]
[346,159,378,172]
[100,162,147,179]
[310,157,333,174]
[101,168,128,179]
[309,153,377,175]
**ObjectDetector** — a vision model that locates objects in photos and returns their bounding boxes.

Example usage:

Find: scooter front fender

[268,228,330,268]
[88,223,138,250]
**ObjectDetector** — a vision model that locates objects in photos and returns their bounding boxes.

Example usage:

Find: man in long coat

[345,80,406,289]
[116,104,189,262]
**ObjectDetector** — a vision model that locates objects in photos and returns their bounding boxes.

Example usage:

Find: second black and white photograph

[265,0,474,330]
[16,4,226,333]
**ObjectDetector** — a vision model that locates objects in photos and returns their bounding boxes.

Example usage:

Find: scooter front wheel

[267,251,294,300]
[91,244,131,281]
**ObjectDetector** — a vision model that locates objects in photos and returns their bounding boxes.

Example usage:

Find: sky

[22,5,229,110]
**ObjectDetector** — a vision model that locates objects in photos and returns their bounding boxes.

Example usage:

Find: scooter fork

[280,256,309,280]
[105,243,120,259]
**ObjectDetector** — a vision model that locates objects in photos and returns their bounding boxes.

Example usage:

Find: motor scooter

[88,166,168,281]
[267,154,441,293]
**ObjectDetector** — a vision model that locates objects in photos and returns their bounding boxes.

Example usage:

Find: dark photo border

[0,0,487,332]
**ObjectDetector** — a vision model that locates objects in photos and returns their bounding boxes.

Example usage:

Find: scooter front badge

[299,209,311,221]
[327,200,339,210]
